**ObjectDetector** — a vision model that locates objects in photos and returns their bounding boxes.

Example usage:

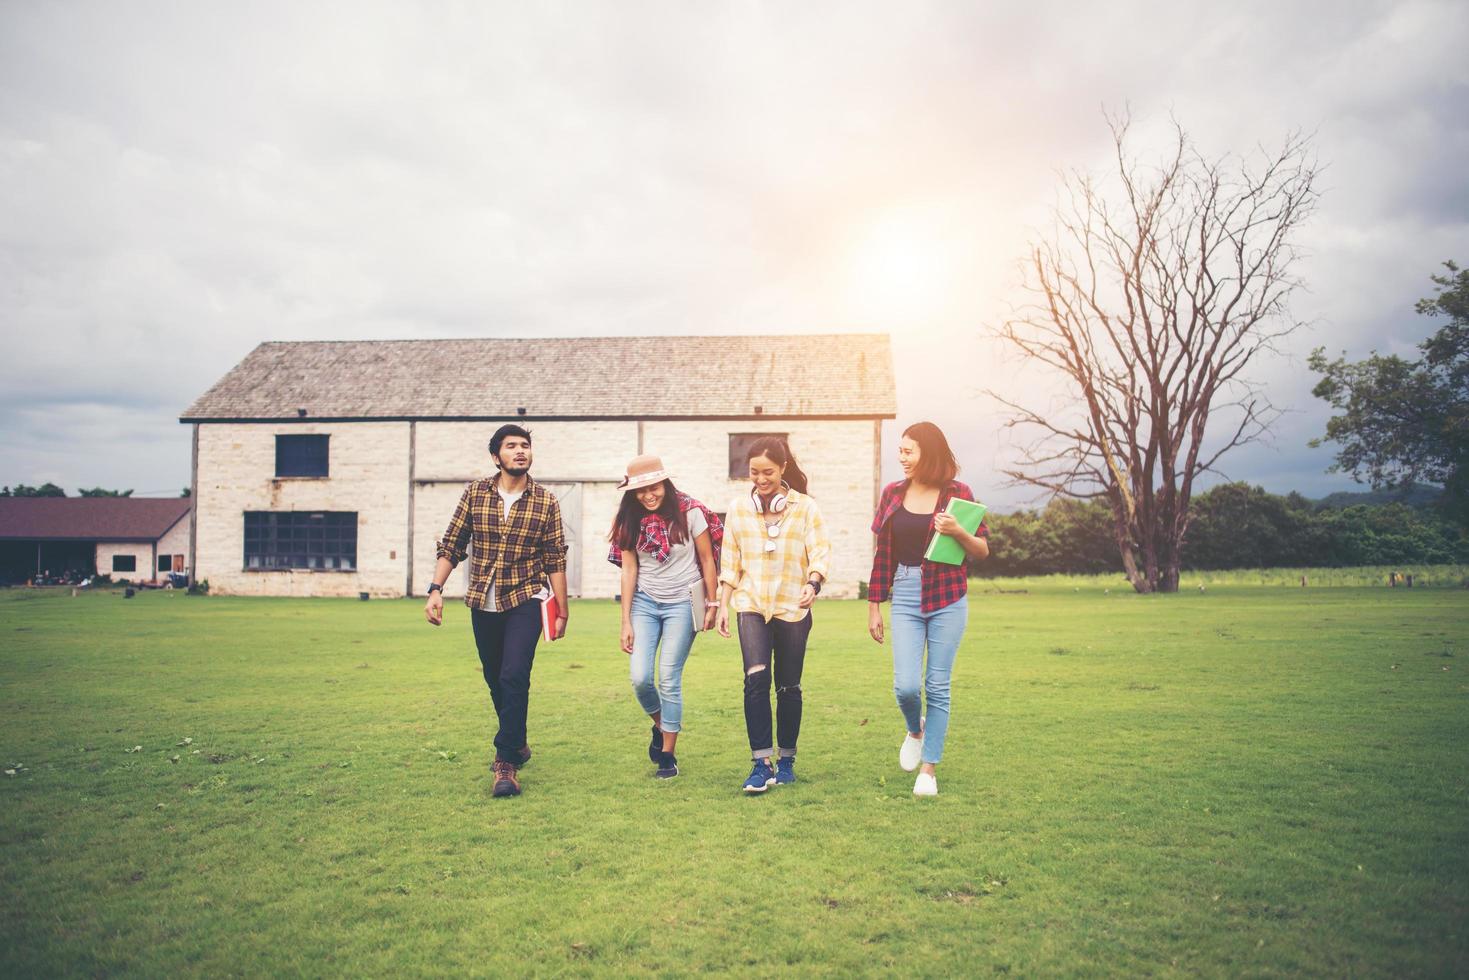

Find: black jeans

[470,600,542,764]
[737,612,812,759]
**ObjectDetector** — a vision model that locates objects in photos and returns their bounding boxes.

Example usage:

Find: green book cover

[923,497,988,566]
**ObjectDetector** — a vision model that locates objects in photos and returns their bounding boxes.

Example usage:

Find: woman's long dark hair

[746,436,810,495]
[610,479,688,551]
[902,421,959,486]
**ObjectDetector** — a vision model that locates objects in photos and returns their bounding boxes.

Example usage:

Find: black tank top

[892,507,932,566]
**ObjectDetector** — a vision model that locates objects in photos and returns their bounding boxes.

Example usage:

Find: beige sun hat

[617,454,672,492]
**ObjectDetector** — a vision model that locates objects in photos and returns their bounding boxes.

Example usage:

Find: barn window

[244,511,357,570]
[158,554,172,572]
[728,433,788,479]
[275,434,330,478]
[112,554,137,573]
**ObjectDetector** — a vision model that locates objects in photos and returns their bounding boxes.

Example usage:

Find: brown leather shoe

[492,759,521,797]
[516,745,532,768]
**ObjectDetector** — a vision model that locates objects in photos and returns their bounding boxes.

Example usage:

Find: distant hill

[1313,484,1444,510]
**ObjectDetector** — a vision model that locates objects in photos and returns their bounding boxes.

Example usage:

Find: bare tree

[990,115,1319,593]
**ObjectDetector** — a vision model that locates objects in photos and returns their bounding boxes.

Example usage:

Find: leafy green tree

[1184,483,1317,569]
[77,487,134,497]
[1310,261,1469,523]
[979,498,1120,577]
[1,483,67,497]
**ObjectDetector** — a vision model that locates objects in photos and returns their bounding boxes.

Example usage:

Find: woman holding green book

[867,421,989,796]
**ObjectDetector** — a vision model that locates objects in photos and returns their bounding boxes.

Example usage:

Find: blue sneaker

[742,759,775,793]
[775,756,796,785]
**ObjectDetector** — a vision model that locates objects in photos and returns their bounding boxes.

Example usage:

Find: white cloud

[0,0,1464,503]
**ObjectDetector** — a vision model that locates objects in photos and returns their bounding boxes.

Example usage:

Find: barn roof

[180,335,896,421]
[0,498,191,541]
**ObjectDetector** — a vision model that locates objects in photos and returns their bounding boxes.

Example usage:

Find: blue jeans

[890,564,968,764]
[629,590,697,732]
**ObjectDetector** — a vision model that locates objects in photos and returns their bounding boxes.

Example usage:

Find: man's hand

[798,583,817,609]
[868,602,885,644]
[702,605,718,632]
[555,615,568,641]
[621,621,635,654]
[424,591,444,626]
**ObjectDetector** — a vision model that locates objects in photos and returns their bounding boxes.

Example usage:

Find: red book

[540,593,561,642]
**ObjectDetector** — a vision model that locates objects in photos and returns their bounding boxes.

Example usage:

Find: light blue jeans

[629,590,697,732]
[890,564,969,764]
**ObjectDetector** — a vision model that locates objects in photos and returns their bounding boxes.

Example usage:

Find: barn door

[539,482,583,597]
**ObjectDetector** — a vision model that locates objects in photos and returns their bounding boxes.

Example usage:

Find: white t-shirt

[480,488,527,612]
[635,507,708,603]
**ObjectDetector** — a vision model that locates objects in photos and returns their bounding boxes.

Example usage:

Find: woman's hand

[703,605,718,631]
[933,511,961,537]
[868,602,885,644]
[716,606,731,638]
[621,621,635,654]
[798,583,817,609]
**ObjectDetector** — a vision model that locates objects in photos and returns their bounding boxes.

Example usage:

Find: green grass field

[2,579,1466,977]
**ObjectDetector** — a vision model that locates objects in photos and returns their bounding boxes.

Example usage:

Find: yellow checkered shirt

[718,489,832,623]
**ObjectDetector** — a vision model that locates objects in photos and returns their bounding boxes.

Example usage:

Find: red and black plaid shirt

[867,479,988,613]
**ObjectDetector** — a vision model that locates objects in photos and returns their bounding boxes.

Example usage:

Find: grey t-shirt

[635,507,708,603]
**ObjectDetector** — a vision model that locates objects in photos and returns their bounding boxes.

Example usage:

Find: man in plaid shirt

[424,424,568,798]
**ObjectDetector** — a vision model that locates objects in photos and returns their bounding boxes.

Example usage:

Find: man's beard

[500,463,530,477]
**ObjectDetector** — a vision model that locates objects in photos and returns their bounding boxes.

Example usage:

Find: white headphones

[751,481,792,514]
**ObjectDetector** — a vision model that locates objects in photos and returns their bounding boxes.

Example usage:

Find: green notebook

[923,497,989,566]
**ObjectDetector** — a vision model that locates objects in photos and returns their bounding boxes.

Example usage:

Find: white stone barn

[181,336,895,599]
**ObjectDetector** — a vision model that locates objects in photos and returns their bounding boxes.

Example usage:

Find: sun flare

[848,209,956,327]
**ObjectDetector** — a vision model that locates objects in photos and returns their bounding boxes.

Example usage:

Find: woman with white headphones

[716,436,831,793]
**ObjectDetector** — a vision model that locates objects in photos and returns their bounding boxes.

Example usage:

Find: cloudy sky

[2,1,1465,507]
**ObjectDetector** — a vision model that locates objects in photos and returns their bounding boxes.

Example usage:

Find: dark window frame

[275,434,330,478]
[158,554,172,572]
[243,511,358,571]
[728,432,788,480]
[112,554,137,573]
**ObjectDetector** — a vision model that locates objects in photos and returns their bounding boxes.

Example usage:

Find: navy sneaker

[648,724,663,763]
[655,753,679,779]
[742,759,776,793]
[775,756,796,785]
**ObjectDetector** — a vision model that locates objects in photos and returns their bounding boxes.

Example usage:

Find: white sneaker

[899,732,923,772]
[913,772,938,797]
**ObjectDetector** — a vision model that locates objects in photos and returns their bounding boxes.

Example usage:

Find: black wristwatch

[427,582,443,595]
[807,578,822,595]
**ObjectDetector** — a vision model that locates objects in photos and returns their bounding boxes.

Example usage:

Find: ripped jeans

[736,612,812,759]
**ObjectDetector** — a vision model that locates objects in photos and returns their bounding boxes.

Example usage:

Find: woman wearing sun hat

[607,454,722,779]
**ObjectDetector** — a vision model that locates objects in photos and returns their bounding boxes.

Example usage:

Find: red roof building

[0,498,192,584]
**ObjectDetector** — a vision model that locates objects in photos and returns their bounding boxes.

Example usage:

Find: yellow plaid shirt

[718,489,832,623]
[436,475,567,611]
